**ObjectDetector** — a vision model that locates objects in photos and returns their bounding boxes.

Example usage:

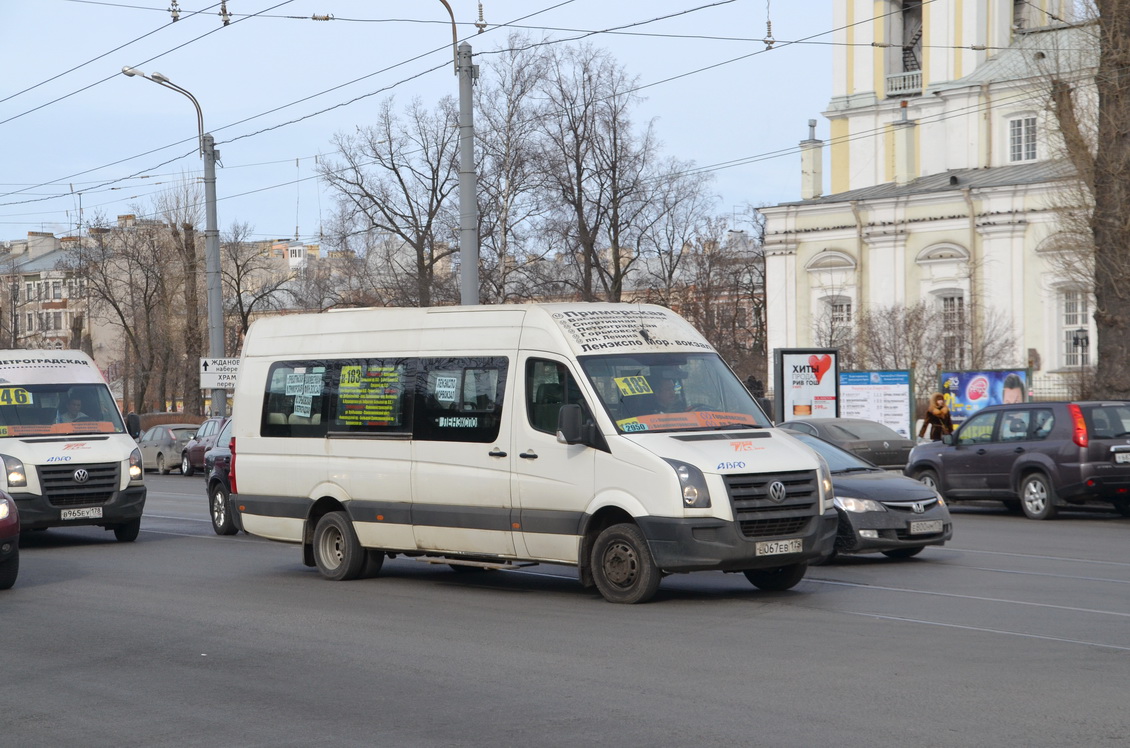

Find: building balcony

[886,70,922,97]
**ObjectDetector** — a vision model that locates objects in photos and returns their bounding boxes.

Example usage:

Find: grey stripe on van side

[234,494,311,519]
[516,508,584,536]
[237,495,585,536]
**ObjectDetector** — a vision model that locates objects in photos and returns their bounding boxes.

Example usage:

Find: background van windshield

[579,352,770,433]
[0,383,124,436]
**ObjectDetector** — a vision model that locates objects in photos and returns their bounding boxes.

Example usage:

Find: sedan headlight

[664,459,711,509]
[128,448,144,482]
[834,496,887,513]
[814,454,834,511]
[2,454,26,488]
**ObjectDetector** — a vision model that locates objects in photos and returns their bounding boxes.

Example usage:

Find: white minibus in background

[0,351,146,541]
[228,303,836,603]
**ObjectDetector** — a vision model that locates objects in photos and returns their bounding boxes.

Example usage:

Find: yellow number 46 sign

[0,387,31,406]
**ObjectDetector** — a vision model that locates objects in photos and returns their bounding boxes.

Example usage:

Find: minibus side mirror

[557,404,584,445]
[126,412,142,440]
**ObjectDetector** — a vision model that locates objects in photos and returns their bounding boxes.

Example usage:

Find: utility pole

[203,134,225,416]
[457,41,479,305]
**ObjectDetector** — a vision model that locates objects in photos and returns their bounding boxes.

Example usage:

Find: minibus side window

[260,361,329,438]
[414,357,508,443]
[526,359,591,434]
[328,359,414,435]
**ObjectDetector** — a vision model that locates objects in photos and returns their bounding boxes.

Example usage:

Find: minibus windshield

[579,352,771,433]
[0,383,125,437]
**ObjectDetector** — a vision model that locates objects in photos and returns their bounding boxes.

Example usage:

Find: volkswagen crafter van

[0,351,145,542]
[229,304,837,603]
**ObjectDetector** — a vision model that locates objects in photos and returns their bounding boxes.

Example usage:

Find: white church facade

[761,0,1093,396]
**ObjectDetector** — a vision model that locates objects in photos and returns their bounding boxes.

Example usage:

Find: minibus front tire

[113,517,141,543]
[743,563,807,592]
[591,523,662,604]
[313,511,366,581]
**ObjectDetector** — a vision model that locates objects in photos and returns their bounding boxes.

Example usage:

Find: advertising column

[773,348,840,422]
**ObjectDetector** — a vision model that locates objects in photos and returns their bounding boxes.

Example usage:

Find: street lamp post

[437,1,479,305]
[1074,327,1089,398]
[121,66,226,416]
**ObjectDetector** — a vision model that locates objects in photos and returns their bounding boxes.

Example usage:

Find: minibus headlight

[128,448,144,482]
[2,454,26,488]
[664,459,711,509]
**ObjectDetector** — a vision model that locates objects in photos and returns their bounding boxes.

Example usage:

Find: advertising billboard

[773,348,839,421]
[940,369,1028,424]
[839,370,914,438]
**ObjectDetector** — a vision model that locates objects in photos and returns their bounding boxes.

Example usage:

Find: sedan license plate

[60,507,102,521]
[909,519,943,535]
[755,538,803,556]
[1115,453,1130,464]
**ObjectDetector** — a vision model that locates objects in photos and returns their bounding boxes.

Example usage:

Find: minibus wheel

[743,562,807,591]
[313,511,366,581]
[591,523,661,604]
[113,518,141,542]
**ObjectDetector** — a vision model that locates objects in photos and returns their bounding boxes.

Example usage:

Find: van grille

[37,463,120,506]
[724,470,818,539]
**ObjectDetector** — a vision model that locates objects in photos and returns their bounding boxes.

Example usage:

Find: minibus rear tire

[591,523,661,604]
[313,511,366,581]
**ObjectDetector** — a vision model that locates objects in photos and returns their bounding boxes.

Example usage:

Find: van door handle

[489,448,507,458]
[519,450,539,460]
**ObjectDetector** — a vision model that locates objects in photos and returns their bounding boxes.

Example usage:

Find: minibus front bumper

[13,486,146,531]
[636,513,838,573]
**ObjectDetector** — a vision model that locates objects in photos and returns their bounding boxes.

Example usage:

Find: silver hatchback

[138,423,200,474]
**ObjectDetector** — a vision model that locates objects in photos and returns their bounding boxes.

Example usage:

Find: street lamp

[436,1,479,305]
[121,66,226,416]
[1073,327,1089,397]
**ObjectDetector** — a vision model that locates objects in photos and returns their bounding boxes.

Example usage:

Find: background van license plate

[755,538,803,556]
[61,507,102,520]
[909,520,943,534]
[1116,453,1130,463]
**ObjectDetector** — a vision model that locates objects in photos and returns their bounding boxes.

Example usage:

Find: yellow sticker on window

[0,387,31,406]
[340,365,362,389]
[614,376,653,396]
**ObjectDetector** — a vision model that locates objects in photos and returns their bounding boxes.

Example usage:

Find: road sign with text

[200,358,241,390]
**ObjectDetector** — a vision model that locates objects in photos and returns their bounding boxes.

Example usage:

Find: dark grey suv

[905,401,1130,519]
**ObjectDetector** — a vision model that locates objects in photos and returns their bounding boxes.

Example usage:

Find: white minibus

[0,351,146,541]
[229,304,836,603]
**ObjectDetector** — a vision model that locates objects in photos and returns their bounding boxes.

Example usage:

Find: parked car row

[775,401,1130,522]
[137,415,228,476]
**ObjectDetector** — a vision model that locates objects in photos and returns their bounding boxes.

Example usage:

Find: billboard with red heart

[772,348,840,422]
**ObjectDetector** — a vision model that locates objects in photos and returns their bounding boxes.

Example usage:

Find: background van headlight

[1,454,26,488]
[128,448,144,481]
[664,459,711,508]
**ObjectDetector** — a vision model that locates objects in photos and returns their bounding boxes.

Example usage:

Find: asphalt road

[6,475,1130,747]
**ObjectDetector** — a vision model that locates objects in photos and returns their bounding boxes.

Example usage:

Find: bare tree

[59,221,174,412]
[319,97,460,307]
[158,177,205,415]
[220,222,292,347]
[1043,2,1130,397]
[475,33,553,302]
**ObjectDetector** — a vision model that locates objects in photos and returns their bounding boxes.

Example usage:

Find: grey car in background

[777,417,916,470]
[138,423,200,474]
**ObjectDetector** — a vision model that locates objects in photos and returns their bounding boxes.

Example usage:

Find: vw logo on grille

[767,481,787,503]
[912,502,924,514]
[72,468,90,484]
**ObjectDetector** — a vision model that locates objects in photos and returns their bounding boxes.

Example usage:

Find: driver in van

[654,375,687,413]
[57,395,90,423]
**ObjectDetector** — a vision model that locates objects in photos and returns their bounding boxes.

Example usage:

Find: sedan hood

[832,470,937,502]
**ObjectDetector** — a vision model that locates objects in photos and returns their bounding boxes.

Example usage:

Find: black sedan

[785,430,953,560]
[777,417,916,470]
